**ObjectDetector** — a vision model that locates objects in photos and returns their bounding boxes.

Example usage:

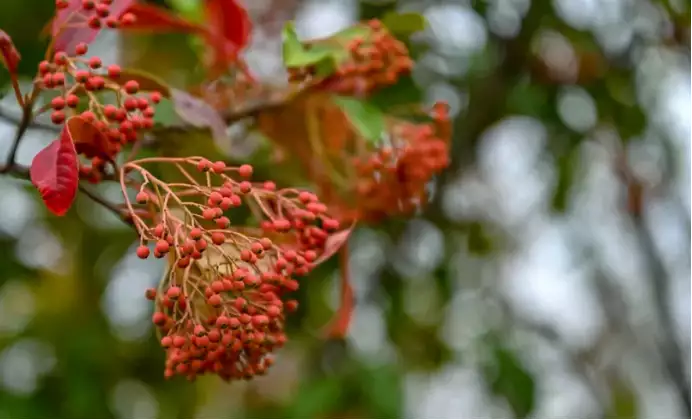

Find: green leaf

[483,344,536,418]
[332,96,385,143]
[381,12,426,36]
[282,22,333,68]
[166,0,204,24]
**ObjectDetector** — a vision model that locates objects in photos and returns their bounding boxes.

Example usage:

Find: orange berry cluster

[55,0,136,30]
[130,159,340,381]
[39,45,160,183]
[350,103,451,222]
[288,20,413,96]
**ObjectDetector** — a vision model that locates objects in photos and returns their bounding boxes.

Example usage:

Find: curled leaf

[170,88,227,143]
[30,124,79,216]
[314,224,354,265]
[67,116,110,159]
[52,0,135,54]
[0,30,20,73]
[118,3,204,34]
[203,0,252,73]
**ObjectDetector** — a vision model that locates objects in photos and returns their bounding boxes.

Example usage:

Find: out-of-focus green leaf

[507,81,549,118]
[166,0,204,24]
[606,379,638,418]
[369,75,424,111]
[361,364,403,418]
[288,376,342,418]
[468,222,494,255]
[483,344,536,418]
[282,22,336,71]
[332,96,385,143]
[382,12,426,36]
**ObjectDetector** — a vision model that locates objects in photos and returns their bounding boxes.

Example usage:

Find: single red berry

[155,239,170,254]
[103,104,118,119]
[212,161,226,173]
[88,56,102,69]
[52,72,65,85]
[124,80,139,94]
[66,94,79,108]
[107,64,121,78]
[81,0,95,10]
[75,43,88,55]
[202,208,216,220]
[145,288,156,300]
[238,164,253,178]
[120,12,136,25]
[150,91,162,103]
[172,336,186,347]
[135,191,148,203]
[51,96,65,110]
[75,70,90,83]
[166,286,181,300]
[152,312,167,326]
[81,111,96,122]
[88,16,101,29]
[160,336,173,348]
[238,181,252,194]
[211,232,225,245]
[215,217,230,229]
[56,0,70,9]
[38,61,51,74]
[208,294,222,307]
[51,111,65,124]
[95,3,110,17]
[105,18,119,28]
[136,245,150,259]
[197,159,211,172]
[53,52,68,66]
[189,228,202,240]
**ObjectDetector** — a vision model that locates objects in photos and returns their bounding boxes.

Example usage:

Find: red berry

[166,286,181,300]
[75,43,88,55]
[124,80,139,94]
[152,312,167,326]
[53,52,68,66]
[66,94,79,108]
[88,16,101,29]
[189,228,202,240]
[211,232,225,245]
[238,181,252,194]
[238,164,253,178]
[136,245,150,259]
[212,161,226,173]
[145,288,156,300]
[160,336,172,348]
[88,56,102,69]
[75,70,90,83]
[107,64,121,78]
[51,96,65,110]
[150,91,162,103]
[155,239,170,254]
[135,191,148,203]
[120,12,136,25]
[208,294,222,307]
[51,111,65,124]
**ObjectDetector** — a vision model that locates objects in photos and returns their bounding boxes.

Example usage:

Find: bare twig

[610,145,692,416]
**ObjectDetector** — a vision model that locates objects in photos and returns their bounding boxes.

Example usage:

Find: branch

[612,148,691,416]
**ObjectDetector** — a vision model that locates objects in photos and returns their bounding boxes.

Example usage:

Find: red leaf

[52,0,135,54]
[30,123,79,216]
[203,0,252,73]
[314,224,354,265]
[0,30,20,73]
[324,247,355,339]
[117,3,204,34]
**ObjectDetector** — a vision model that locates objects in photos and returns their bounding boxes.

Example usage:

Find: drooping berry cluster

[38,44,160,183]
[287,19,413,96]
[122,158,339,381]
[55,0,136,31]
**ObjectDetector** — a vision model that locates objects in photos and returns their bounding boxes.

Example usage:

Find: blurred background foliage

[0,0,690,418]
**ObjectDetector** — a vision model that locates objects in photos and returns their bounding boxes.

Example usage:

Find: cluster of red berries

[39,46,160,183]
[350,104,451,222]
[288,20,413,96]
[55,0,136,31]
[128,159,340,380]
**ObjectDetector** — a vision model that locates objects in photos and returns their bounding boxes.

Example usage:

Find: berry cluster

[39,44,160,183]
[287,20,413,96]
[353,120,450,222]
[55,0,136,31]
[123,158,339,381]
